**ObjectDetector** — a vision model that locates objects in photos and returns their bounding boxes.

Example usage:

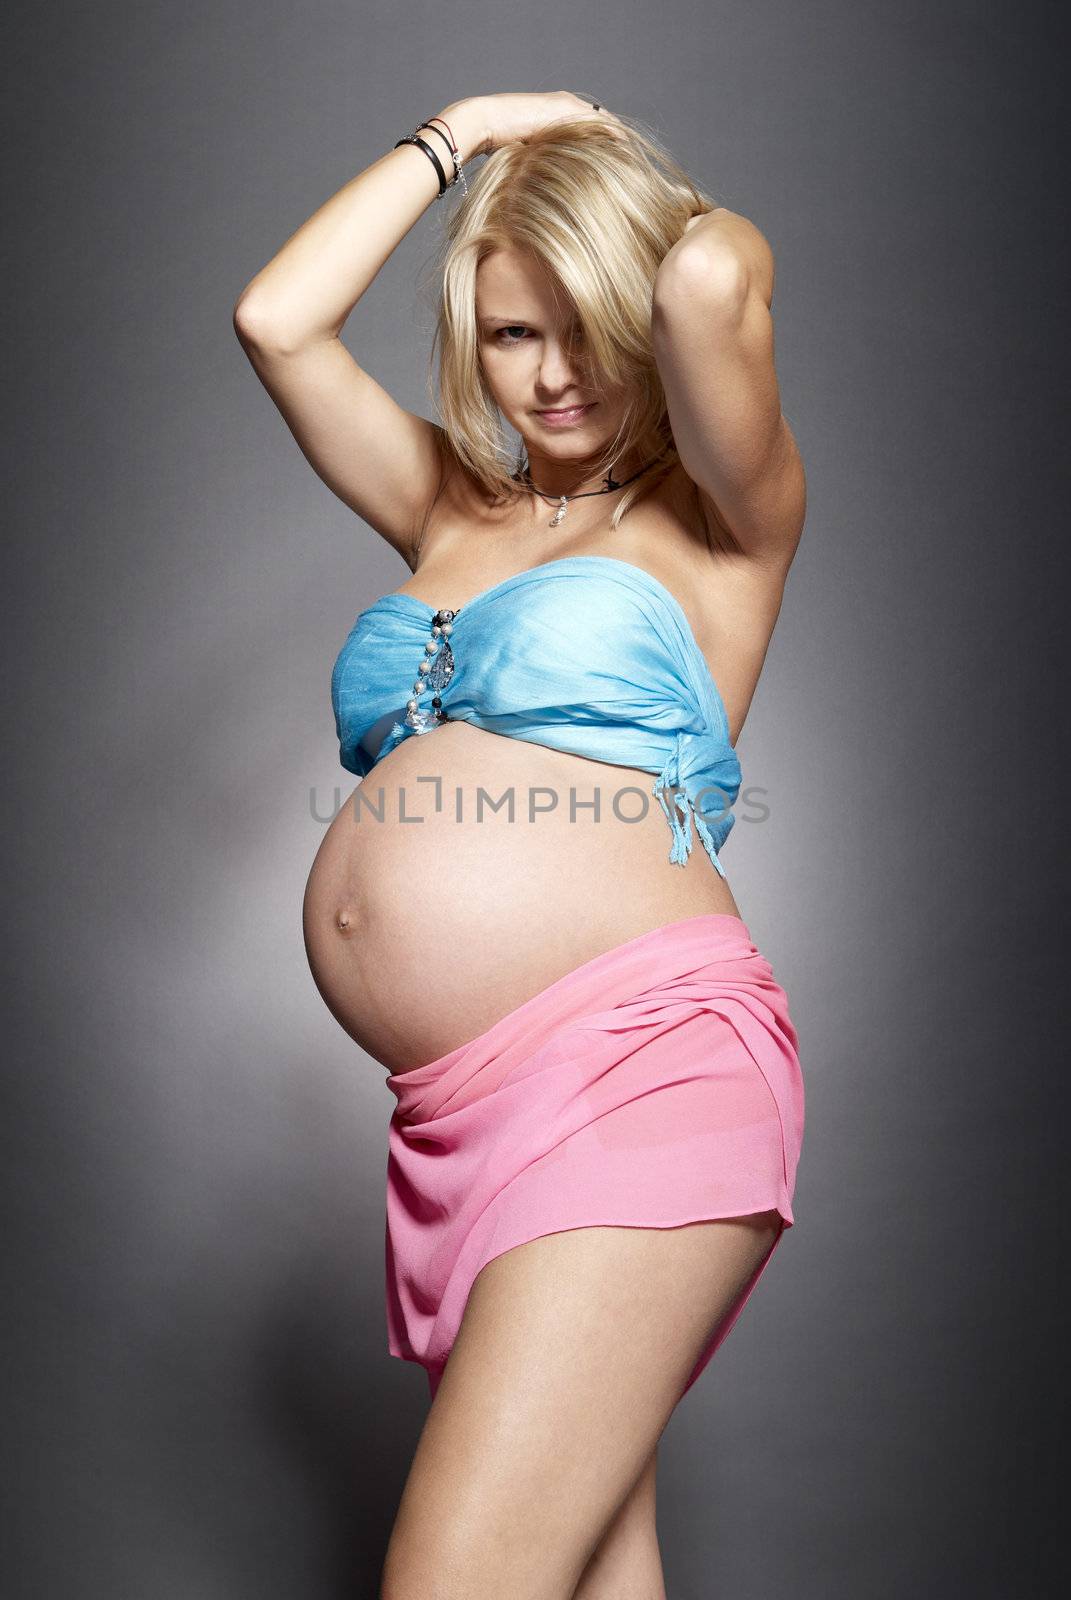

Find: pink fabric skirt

[383,913,806,1402]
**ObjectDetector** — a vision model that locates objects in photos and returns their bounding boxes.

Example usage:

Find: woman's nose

[538,340,579,388]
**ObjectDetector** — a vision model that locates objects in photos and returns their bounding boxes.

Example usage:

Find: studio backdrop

[2,2,1063,1596]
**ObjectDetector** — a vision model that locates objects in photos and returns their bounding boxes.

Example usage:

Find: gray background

[3,1,1065,1595]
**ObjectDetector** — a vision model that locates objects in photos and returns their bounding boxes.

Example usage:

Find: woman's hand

[480,91,629,153]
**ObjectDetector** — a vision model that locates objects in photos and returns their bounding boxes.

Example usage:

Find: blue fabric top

[330,555,741,877]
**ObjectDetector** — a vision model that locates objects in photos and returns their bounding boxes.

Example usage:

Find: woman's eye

[497,326,529,345]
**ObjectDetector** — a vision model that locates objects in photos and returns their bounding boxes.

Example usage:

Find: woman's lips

[535,403,597,427]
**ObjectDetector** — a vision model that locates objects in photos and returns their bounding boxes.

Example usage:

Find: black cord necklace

[514,457,660,527]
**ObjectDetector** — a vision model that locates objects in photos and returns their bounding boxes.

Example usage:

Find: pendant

[549,495,568,527]
[425,617,457,696]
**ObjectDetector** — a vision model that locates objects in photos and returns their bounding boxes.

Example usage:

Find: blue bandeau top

[330,555,742,877]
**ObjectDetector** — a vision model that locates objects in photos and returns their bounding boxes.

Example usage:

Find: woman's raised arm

[231,100,488,564]
[233,98,489,350]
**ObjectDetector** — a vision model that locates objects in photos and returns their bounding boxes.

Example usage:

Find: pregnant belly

[303,722,740,1075]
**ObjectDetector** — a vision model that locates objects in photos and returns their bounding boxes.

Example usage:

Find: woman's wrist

[425,99,491,166]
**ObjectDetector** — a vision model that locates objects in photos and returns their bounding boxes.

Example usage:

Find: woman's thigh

[380,1212,784,1600]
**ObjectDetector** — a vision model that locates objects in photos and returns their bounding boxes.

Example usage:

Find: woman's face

[475,247,629,475]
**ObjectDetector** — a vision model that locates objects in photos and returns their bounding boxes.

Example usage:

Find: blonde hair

[420,114,719,531]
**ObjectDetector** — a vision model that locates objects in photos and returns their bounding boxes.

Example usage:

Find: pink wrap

[384,913,806,1401]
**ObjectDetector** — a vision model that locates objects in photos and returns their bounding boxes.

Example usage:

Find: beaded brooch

[403,607,459,733]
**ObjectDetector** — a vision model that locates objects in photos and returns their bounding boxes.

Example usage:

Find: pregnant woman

[235,91,808,1600]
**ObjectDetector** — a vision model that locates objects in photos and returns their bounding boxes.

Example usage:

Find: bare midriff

[303,719,741,1076]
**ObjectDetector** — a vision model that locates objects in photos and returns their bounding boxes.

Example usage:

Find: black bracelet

[418,117,461,184]
[393,132,449,196]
